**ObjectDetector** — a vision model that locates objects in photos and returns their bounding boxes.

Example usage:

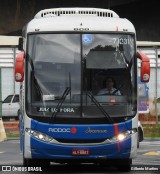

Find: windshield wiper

[28,57,44,101]
[50,87,71,122]
[86,91,114,124]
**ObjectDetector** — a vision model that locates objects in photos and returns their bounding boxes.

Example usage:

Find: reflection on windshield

[82,34,136,117]
[50,87,71,121]
[26,33,137,120]
[27,34,81,117]
[86,91,114,123]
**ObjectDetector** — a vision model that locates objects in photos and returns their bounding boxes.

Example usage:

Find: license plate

[72,149,90,156]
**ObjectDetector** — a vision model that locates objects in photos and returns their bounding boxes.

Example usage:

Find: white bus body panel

[26,8,135,34]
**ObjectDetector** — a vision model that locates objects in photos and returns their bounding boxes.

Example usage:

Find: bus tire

[116,159,132,172]
[23,157,50,167]
[137,131,140,148]
[23,157,28,167]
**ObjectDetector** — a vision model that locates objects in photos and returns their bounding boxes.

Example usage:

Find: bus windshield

[26,33,137,122]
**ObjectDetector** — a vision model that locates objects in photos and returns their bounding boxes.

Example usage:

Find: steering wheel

[112,84,123,95]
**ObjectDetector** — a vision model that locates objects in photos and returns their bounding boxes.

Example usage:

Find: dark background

[0,0,159,41]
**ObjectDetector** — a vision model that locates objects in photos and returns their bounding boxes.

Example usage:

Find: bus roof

[35,8,120,18]
[26,8,135,34]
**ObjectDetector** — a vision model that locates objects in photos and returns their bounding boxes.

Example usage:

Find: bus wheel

[23,157,28,166]
[116,159,132,172]
[23,157,50,167]
[137,131,140,148]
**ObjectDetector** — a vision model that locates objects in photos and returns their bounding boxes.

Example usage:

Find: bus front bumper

[24,133,137,160]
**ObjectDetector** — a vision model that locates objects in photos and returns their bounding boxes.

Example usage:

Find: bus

[137,76,149,147]
[15,8,150,171]
[137,41,160,117]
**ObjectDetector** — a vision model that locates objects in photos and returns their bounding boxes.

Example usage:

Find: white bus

[15,8,150,171]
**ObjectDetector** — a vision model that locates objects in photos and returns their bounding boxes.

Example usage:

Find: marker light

[109,129,137,142]
[25,128,53,142]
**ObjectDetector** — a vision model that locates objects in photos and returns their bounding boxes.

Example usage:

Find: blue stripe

[30,119,132,159]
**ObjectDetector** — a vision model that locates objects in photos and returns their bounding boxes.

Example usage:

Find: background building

[0,36,20,100]
[0,0,159,41]
[0,1,159,122]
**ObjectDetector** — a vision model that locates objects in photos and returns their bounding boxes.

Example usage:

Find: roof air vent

[35,8,119,19]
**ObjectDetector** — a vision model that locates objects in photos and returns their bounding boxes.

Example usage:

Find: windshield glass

[26,34,81,117]
[26,33,137,120]
[82,34,136,117]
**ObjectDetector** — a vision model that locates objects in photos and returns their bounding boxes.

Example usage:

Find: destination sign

[37,107,75,113]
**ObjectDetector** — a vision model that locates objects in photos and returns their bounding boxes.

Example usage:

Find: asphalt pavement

[0,138,160,173]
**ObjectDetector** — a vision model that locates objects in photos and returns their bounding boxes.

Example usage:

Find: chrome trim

[50,138,112,146]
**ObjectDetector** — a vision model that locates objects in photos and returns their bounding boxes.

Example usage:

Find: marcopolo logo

[48,127,77,134]
[74,28,89,31]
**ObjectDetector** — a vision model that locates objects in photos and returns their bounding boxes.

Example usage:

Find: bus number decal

[118,38,131,45]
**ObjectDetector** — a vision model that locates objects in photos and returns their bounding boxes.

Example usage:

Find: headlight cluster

[109,129,137,142]
[25,128,53,142]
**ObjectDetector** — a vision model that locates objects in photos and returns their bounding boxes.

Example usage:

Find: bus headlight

[25,128,53,142]
[109,129,137,142]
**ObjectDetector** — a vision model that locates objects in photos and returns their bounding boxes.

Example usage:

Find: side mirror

[15,51,24,82]
[18,37,24,51]
[137,51,150,83]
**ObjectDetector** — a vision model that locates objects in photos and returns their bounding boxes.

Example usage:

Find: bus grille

[54,138,106,144]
